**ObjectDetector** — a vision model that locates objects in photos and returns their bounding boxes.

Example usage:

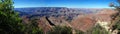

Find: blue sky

[13,0,116,8]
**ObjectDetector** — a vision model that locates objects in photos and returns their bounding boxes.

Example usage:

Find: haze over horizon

[13,0,116,8]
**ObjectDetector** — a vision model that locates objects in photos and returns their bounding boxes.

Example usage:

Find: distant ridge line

[15,7,67,8]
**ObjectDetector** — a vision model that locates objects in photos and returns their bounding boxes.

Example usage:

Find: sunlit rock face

[71,15,96,32]
[96,20,110,31]
[95,9,117,31]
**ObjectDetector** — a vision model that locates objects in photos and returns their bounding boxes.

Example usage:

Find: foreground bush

[86,24,109,34]
[48,26,72,34]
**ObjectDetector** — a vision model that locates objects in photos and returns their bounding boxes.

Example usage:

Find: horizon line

[14,6,113,9]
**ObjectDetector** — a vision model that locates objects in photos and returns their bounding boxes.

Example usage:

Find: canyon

[15,7,117,34]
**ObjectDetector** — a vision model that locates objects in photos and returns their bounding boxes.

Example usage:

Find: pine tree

[0,0,25,34]
[0,0,44,34]
[110,0,120,34]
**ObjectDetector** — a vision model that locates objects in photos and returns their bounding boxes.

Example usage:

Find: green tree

[110,0,120,34]
[0,0,44,34]
[0,0,26,34]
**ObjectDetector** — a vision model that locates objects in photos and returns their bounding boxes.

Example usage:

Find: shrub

[48,26,72,34]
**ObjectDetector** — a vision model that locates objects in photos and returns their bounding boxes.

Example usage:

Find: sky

[13,0,116,8]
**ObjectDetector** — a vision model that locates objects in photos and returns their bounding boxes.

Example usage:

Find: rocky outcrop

[45,17,55,26]
[71,15,96,32]
[37,17,52,34]
[48,16,71,27]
